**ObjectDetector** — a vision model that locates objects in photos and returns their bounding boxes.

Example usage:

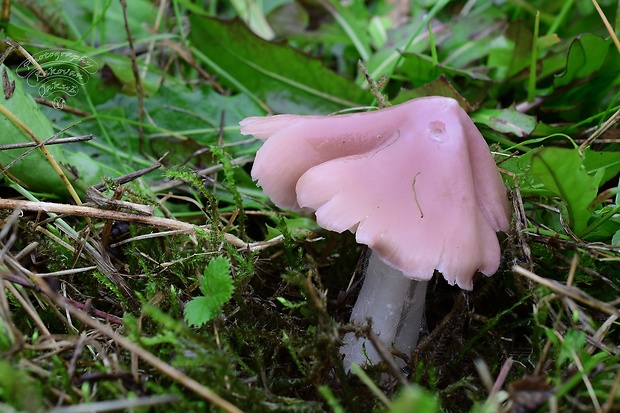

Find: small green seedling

[184,256,234,328]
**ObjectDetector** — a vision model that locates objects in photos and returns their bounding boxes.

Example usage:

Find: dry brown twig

[513,265,620,319]
[30,276,244,413]
[0,198,282,252]
[0,135,93,151]
[579,0,620,150]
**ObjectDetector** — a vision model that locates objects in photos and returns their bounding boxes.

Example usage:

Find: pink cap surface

[241,97,510,289]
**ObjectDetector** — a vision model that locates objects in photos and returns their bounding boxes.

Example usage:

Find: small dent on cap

[427,120,447,143]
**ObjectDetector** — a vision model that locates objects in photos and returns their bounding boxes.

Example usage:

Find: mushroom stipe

[241,96,510,370]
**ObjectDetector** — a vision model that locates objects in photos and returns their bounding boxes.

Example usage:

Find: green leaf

[184,256,234,328]
[276,296,305,310]
[199,256,233,298]
[582,149,620,185]
[543,34,620,119]
[487,20,533,80]
[471,105,537,137]
[230,0,275,40]
[400,52,492,85]
[322,0,372,61]
[189,16,372,114]
[145,83,262,146]
[387,386,439,413]
[184,297,217,328]
[0,65,70,195]
[554,34,613,88]
[393,76,474,111]
[265,216,320,241]
[528,147,602,235]
[62,0,154,44]
[0,360,42,412]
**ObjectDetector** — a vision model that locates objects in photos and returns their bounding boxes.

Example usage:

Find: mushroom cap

[241,97,510,289]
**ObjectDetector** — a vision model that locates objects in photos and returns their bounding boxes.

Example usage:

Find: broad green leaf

[554,34,613,88]
[545,34,620,117]
[184,256,234,328]
[471,106,537,137]
[584,204,620,241]
[62,0,154,44]
[189,16,372,114]
[144,83,262,144]
[366,0,450,81]
[487,20,533,80]
[266,1,310,39]
[230,0,275,40]
[400,52,491,85]
[439,6,506,68]
[582,149,620,185]
[322,0,372,61]
[0,65,70,195]
[528,147,602,235]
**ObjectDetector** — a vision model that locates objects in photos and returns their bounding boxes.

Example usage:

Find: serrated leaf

[184,256,233,328]
[189,16,372,114]
[529,147,602,235]
[184,297,217,328]
[200,256,234,299]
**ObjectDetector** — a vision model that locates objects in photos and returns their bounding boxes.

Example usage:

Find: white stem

[341,250,428,371]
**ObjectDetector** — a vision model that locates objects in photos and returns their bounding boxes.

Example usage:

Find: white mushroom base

[341,251,428,371]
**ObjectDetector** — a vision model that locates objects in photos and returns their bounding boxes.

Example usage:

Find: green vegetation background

[0,0,619,412]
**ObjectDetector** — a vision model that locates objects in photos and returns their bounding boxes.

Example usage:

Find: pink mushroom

[241,96,510,370]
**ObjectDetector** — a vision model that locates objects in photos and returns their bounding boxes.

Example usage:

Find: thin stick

[0,198,280,251]
[4,281,51,336]
[48,395,180,413]
[367,331,410,387]
[490,358,514,396]
[119,0,146,157]
[0,104,82,204]
[349,363,392,408]
[570,348,602,413]
[591,0,620,55]
[602,368,620,412]
[31,277,244,413]
[513,265,620,318]
[579,108,620,150]
[0,135,92,150]
[3,37,45,76]
[34,98,92,117]
[1,0,9,23]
